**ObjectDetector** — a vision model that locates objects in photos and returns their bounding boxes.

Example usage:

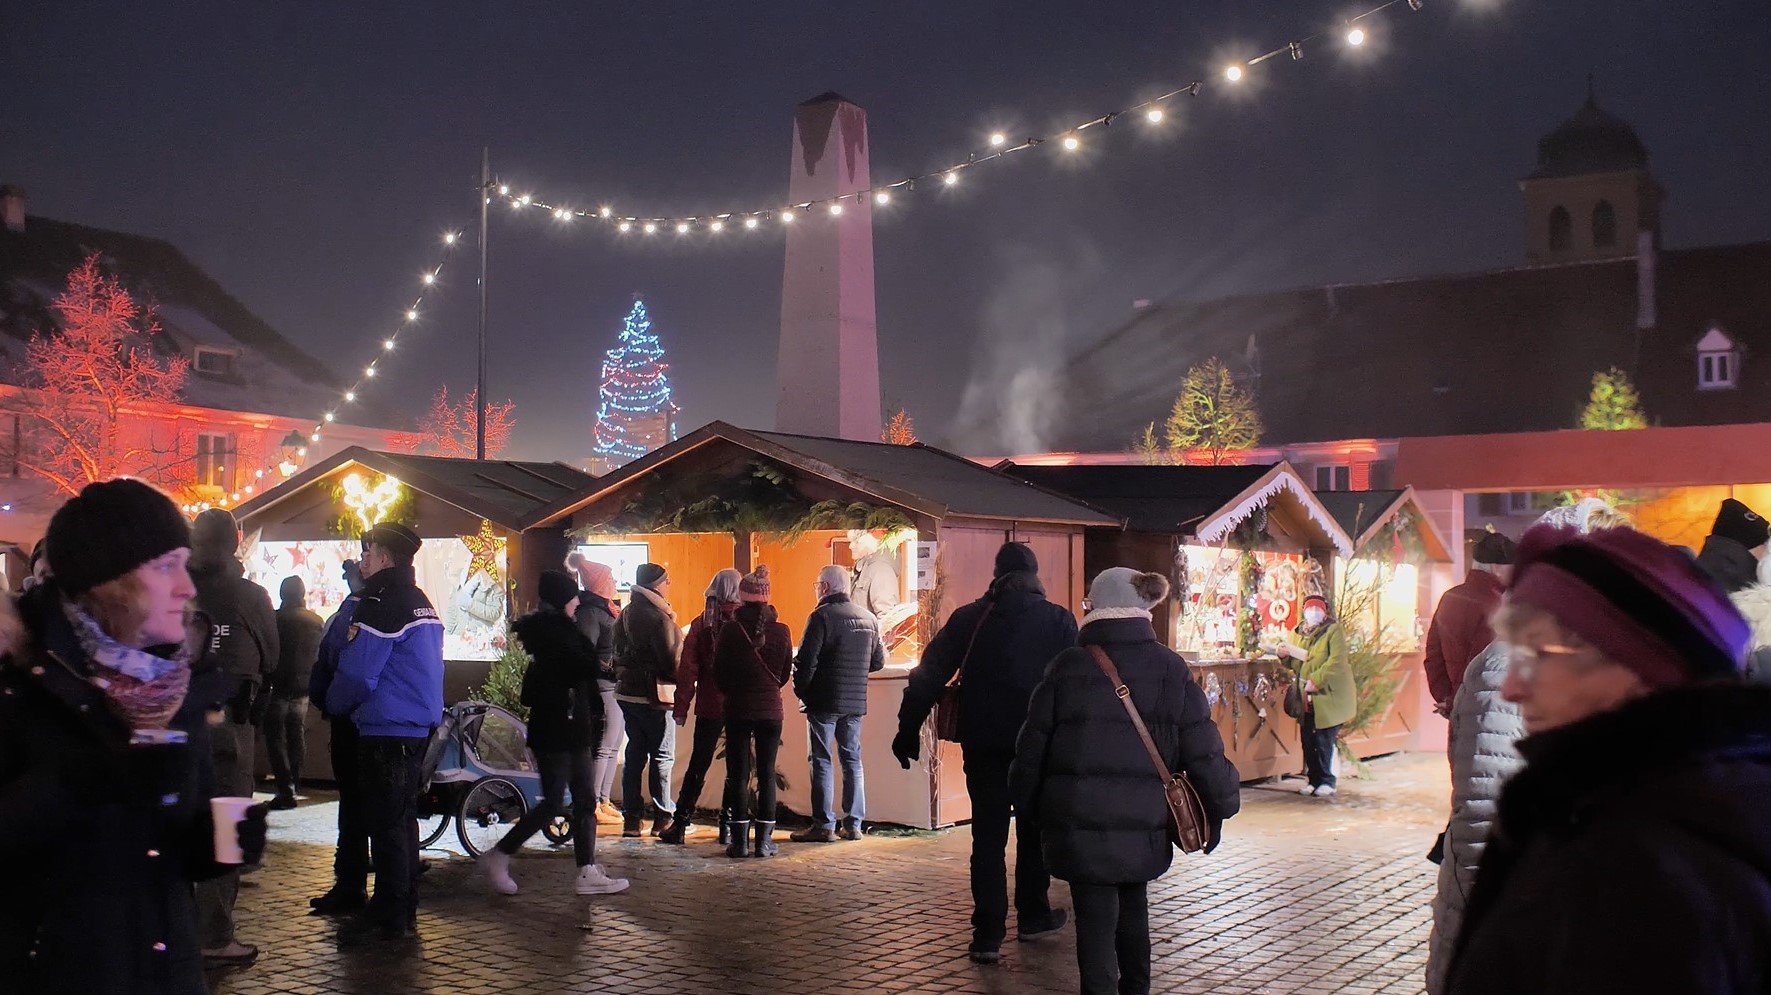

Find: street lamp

[278,430,307,477]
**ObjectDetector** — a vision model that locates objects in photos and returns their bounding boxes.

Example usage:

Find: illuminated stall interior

[535,421,1116,828]
[229,446,595,780]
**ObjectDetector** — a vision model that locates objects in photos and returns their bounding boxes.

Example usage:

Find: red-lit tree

[7,254,193,497]
[414,385,515,459]
[882,408,918,445]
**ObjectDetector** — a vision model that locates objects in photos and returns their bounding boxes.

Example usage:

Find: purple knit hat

[1508,524,1749,688]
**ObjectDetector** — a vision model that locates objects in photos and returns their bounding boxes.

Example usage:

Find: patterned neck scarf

[61,600,193,730]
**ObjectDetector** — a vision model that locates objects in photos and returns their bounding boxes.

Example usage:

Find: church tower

[775,93,881,441]
[1520,83,1662,263]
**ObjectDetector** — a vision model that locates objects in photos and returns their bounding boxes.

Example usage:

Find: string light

[829,202,844,215]
[344,391,356,402]
[365,365,376,377]
[498,184,511,196]
[405,309,418,321]
[875,191,891,206]
[487,0,1428,244]
[644,222,658,234]
[711,220,724,232]
[444,232,458,245]
[383,338,395,350]
[422,273,435,285]
[676,221,689,233]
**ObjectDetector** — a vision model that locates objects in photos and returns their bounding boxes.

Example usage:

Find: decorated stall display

[1176,545,1312,661]
[246,523,509,661]
[574,542,649,593]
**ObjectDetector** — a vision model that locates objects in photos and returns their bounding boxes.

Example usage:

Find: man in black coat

[895,542,1078,963]
[188,508,277,969]
[265,575,323,810]
[612,562,682,837]
[791,564,886,843]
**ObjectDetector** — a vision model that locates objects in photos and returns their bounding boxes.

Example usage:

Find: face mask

[1303,609,1326,627]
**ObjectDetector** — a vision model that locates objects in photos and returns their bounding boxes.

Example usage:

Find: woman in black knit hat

[0,478,268,995]
[713,565,793,858]
[481,570,629,898]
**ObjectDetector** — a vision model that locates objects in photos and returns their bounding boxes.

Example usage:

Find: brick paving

[210,754,1446,994]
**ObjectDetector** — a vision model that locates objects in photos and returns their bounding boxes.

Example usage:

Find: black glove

[237,803,269,866]
[891,728,921,770]
[1203,818,1224,855]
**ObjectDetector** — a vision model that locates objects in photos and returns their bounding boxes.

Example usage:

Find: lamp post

[278,430,308,478]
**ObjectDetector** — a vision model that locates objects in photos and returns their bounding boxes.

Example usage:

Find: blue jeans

[618,701,676,819]
[806,712,865,829]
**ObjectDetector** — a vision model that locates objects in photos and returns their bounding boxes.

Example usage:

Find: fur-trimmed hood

[1733,583,1771,649]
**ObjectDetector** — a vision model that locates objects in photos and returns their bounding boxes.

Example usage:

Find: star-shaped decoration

[460,518,506,583]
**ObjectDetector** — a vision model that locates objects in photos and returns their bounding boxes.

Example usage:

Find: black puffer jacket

[613,586,679,706]
[0,585,229,995]
[513,605,603,753]
[573,592,617,683]
[1446,682,1771,995]
[1010,616,1241,884]
[898,571,1078,754]
[793,593,886,716]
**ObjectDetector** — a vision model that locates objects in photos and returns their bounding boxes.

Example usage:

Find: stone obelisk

[776,93,880,441]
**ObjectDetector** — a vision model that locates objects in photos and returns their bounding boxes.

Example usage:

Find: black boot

[717,809,731,847]
[726,821,751,859]
[754,820,778,858]
[658,816,688,845]
[268,781,298,811]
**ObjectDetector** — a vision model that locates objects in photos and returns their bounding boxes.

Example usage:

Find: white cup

[210,796,255,864]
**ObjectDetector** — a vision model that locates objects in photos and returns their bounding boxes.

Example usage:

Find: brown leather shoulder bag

[1086,646,1211,854]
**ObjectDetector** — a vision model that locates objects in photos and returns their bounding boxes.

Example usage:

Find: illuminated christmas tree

[591,297,678,473]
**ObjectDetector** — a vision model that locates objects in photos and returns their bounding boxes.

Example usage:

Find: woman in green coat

[1285,594,1356,797]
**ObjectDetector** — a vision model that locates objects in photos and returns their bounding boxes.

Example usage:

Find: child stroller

[417,700,574,857]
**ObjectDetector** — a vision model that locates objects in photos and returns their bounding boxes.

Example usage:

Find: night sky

[5,1,1769,460]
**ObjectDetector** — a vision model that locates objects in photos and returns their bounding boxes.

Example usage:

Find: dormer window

[194,347,235,376]
[1696,326,1739,391]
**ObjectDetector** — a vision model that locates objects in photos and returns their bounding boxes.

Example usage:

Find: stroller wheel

[457,776,528,858]
[542,815,574,845]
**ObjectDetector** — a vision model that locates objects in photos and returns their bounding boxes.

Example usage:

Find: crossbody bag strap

[944,602,995,689]
[1087,645,1176,782]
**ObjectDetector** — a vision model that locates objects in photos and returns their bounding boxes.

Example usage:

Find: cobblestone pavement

[210,753,1447,994]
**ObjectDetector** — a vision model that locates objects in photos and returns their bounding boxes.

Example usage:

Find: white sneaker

[1314,784,1337,798]
[481,849,519,895]
[1297,782,1318,796]
[576,863,630,896]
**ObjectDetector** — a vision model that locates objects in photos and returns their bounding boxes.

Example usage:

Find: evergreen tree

[592,297,678,470]
[1163,357,1263,465]
[1579,367,1648,430]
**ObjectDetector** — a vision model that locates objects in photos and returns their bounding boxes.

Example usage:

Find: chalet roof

[997,461,1352,555]
[1313,488,1452,562]
[537,422,1120,528]
[1047,240,1771,453]
[0,215,392,426]
[233,447,596,532]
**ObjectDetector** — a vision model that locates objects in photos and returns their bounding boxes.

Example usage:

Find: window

[1478,493,1505,516]
[1548,206,1572,252]
[194,348,234,376]
[1315,464,1350,491]
[195,433,235,491]
[1696,326,1740,391]
[1592,200,1617,248]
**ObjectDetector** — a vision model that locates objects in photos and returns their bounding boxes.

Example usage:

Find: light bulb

[310,432,321,442]
[383,339,394,350]
[1062,135,1080,151]
[711,220,724,232]
[519,194,532,205]
[444,232,458,245]
[676,222,689,233]
[782,210,796,223]
[297,447,307,457]
[422,273,435,285]
[345,391,356,401]
[244,485,253,495]
[875,191,891,205]
[745,217,759,229]
[644,222,658,234]
[618,221,632,232]
[829,202,843,215]
[365,366,376,377]
[498,184,510,196]
[989,132,1006,147]
[255,469,265,478]
[1146,107,1164,123]
[405,309,417,321]
[1347,26,1366,46]
[1225,64,1244,82]
[600,206,612,218]
[943,171,958,186]
[324,412,335,422]
[555,208,571,221]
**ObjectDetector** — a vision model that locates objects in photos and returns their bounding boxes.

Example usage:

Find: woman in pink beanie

[1443,525,1771,995]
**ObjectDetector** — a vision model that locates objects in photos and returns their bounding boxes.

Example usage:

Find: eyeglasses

[1504,642,1598,683]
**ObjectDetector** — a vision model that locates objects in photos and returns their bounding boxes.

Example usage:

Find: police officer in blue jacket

[325,523,443,946]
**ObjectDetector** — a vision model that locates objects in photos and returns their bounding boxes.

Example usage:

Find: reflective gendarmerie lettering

[413,607,438,620]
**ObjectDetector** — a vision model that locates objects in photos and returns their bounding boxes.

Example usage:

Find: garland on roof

[573,458,914,540]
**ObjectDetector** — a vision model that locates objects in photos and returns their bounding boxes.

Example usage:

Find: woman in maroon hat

[1444,525,1771,995]
[1270,593,1356,797]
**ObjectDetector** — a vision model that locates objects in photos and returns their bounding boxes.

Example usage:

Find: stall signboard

[575,542,650,592]
[245,537,508,661]
[910,540,937,592]
[1176,544,1313,661]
